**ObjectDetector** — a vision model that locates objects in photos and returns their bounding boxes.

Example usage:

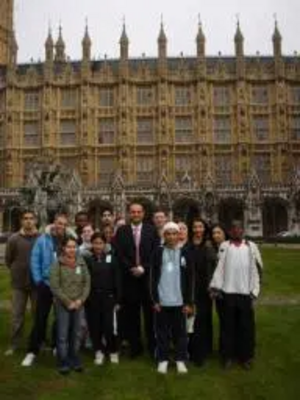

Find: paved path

[261,243,300,249]
[258,296,300,306]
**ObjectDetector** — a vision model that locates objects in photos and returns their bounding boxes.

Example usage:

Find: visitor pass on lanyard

[166,262,174,272]
[76,266,81,275]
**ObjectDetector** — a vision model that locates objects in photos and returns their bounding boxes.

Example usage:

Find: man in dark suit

[115,202,159,358]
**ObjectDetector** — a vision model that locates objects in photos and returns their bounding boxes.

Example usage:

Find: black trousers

[222,293,256,363]
[85,291,117,354]
[120,293,155,356]
[191,294,213,364]
[155,306,187,362]
[27,283,53,355]
[215,297,225,356]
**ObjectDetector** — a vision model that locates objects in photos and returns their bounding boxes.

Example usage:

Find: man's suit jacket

[115,223,159,300]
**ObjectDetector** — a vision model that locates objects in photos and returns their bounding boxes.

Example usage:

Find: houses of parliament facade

[0,0,300,237]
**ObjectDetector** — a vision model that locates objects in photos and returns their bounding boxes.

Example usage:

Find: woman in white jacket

[210,220,263,370]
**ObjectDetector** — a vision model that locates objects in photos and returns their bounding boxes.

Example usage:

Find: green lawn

[0,246,299,400]
[260,247,300,296]
[0,268,10,302]
[0,307,299,400]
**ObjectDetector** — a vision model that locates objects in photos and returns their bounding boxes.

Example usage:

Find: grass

[0,307,299,400]
[0,246,300,400]
[0,268,10,302]
[260,247,300,297]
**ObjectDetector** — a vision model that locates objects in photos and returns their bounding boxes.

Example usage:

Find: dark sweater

[187,241,217,299]
[5,230,40,289]
[83,250,122,304]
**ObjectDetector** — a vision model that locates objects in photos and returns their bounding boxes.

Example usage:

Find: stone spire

[10,28,18,65]
[234,18,244,57]
[196,15,205,58]
[55,24,66,62]
[119,19,129,60]
[158,17,167,59]
[82,21,92,61]
[45,26,54,63]
[273,17,282,58]
[0,0,14,65]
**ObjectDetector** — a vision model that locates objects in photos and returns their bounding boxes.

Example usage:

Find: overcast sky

[15,0,299,62]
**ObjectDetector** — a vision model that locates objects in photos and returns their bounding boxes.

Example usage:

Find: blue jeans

[55,301,83,368]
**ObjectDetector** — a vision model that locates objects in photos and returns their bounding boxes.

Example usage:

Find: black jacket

[187,241,217,299]
[150,245,195,306]
[115,223,159,299]
[83,250,122,304]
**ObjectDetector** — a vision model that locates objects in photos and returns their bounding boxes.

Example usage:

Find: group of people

[4,201,263,375]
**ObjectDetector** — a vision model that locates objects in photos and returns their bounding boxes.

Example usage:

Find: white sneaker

[21,353,36,367]
[176,361,188,374]
[94,350,105,366]
[157,361,169,374]
[110,353,119,364]
[4,348,15,356]
[52,348,57,357]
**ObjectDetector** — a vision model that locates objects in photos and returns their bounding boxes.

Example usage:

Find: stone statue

[25,163,61,226]
[19,160,82,227]
[35,190,48,228]
[204,192,215,221]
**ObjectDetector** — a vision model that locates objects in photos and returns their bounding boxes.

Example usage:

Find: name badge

[106,254,112,264]
[181,256,187,267]
[75,266,81,275]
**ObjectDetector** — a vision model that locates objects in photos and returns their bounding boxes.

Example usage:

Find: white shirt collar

[131,223,142,230]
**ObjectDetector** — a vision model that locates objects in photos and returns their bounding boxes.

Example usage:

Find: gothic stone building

[0,0,300,236]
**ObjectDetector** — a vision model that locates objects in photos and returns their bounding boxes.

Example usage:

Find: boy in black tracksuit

[83,233,122,365]
[150,222,194,374]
